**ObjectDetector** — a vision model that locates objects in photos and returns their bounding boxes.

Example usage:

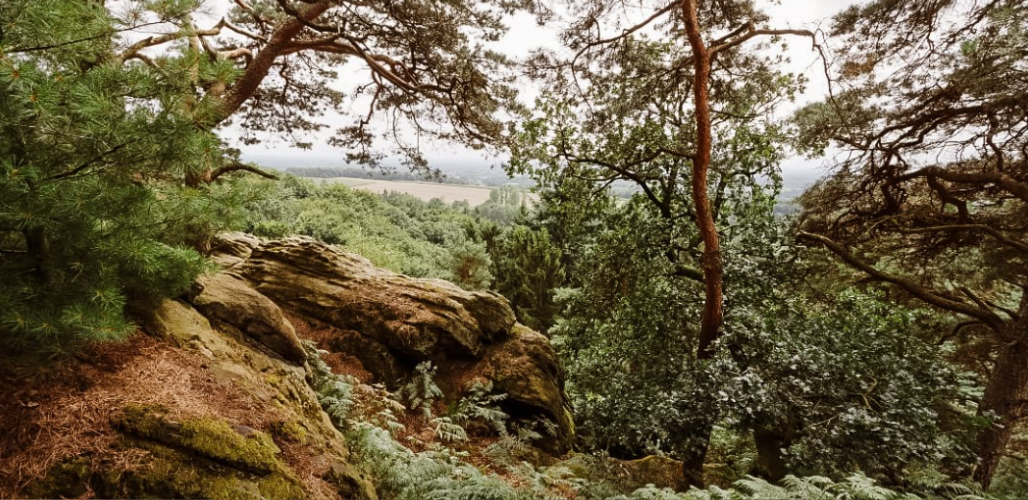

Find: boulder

[188,273,306,365]
[465,324,574,451]
[210,232,262,268]
[236,237,572,453]
[557,453,687,492]
[238,237,515,361]
[141,299,221,359]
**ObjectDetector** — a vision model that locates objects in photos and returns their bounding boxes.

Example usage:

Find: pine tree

[491,226,565,332]
[0,0,238,358]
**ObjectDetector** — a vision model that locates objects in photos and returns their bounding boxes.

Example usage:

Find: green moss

[177,419,281,473]
[24,458,92,499]
[265,373,283,387]
[114,403,171,436]
[26,444,307,500]
[122,442,306,500]
[274,419,309,444]
[113,403,280,474]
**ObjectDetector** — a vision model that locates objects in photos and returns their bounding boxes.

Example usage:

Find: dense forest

[1,0,1028,499]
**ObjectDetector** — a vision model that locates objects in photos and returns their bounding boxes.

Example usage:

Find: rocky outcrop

[239,238,515,360]
[235,236,573,453]
[188,272,306,365]
[6,233,574,499]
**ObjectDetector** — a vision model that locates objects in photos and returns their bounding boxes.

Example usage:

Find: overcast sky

[223,1,857,182]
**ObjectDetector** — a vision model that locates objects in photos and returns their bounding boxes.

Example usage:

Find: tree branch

[710,25,817,56]
[208,162,280,182]
[797,230,1006,332]
[892,223,1028,255]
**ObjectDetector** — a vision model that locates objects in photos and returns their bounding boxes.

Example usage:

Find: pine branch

[797,230,1006,332]
[208,162,280,182]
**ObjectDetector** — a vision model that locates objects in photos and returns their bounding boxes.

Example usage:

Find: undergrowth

[304,342,989,500]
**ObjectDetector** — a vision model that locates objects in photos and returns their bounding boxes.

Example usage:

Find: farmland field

[317,177,496,205]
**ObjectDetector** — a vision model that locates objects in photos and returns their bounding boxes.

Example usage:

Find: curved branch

[216,1,333,122]
[570,2,678,66]
[709,25,817,56]
[797,231,1005,332]
[116,22,224,65]
[208,162,280,182]
[892,223,1028,255]
[894,166,1028,203]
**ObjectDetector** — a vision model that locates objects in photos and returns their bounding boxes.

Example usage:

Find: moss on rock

[27,403,311,499]
[28,442,307,500]
[24,458,93,499]
[113,403,280,475]
[273,419,309,444]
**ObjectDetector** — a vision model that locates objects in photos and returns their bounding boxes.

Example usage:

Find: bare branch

[208,162,280,182]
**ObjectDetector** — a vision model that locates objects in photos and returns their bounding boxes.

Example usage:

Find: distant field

[317,177,496,206]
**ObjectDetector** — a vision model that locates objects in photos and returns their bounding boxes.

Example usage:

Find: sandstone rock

[142,299,220,359]
[318,326,405,385]
[236,237,572,453]
[210,231,262,268]
[557,453,687,492]
[463,324,574,451]
[239,237,515,360]
[188,272,306,365]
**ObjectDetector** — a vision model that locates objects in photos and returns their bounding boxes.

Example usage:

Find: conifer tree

[0,0,240,357]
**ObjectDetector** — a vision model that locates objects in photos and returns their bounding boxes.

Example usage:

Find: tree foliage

[103,0,532,172]
[0,0,243,357]
[794,0,1028,488]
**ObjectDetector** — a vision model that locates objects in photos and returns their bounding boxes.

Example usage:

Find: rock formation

[4,232,574,499]
[231,235,573,452]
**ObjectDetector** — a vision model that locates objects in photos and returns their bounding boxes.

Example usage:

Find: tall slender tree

[512,0,818,484]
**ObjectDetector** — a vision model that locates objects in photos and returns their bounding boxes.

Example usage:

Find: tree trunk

[680,421,713,489]
[681,0,724,360]
[215,1,332,124]
[676,2,723,486]
[24,226,52,285]
[753,423,795,481]
[974,300,1028,490]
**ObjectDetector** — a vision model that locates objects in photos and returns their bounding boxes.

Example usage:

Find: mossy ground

[28,444,307,500]
[30,404,307,499]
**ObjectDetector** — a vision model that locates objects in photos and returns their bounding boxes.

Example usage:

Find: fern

[305,342,358,428]
[514,463,585,500]
[430,416,469,443]
[620,472,991,500]
[450,380,510,436]
[348,423,521,500]
[485,424,546,466]
[398,361,444,419]
[734,476,795,499]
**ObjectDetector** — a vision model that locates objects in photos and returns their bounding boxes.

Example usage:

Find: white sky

[219,0,857,181]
